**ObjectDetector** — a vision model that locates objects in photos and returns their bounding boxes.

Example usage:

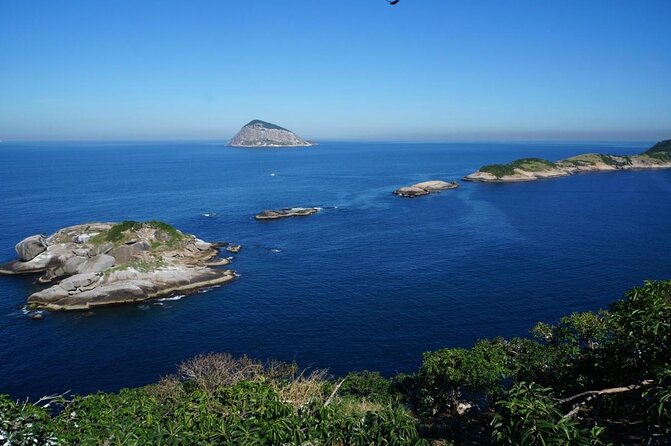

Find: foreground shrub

[417,340,508,415]
[0,395,58,446]
[51,381,426,445]
[339,370,400,405]
[491,382,603,446]
[608,280,671,376]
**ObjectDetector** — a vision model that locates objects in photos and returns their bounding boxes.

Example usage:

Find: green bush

[609,280,671,375]
[90,220,184,246]
[0,395,59,446]
[646,367,671,437]
[339,370,400,404]
[417,339,508,414]
[50,381,427,446]
[491,382,603,445]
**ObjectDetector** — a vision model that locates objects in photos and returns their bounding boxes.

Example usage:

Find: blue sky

[0,0,669,141]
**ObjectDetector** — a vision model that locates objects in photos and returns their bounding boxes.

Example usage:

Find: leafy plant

[0,395,59,446]
[339,370,400,404]
[418,339,508,414]
[491,382,603,445]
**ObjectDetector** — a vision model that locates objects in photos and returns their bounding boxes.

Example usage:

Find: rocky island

[255,207,320,220]
[227,119,315,147]
[394,180,459,197]
[0,221,236,311]
[463,139,671,183]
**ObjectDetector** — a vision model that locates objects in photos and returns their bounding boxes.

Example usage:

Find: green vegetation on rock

[246,119,289,131]
[480,157,556,178]
[645,139,671,160]
[90,221,184,246]
[103,256,166,276]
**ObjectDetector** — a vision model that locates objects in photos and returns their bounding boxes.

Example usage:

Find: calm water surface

[1,141,669,400]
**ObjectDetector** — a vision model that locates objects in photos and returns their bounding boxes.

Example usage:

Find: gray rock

[94,242,114,255]
[110,244,144,264]
[15,235,47,261]
[393,186,430,198]
[195,240,212,251]
[68,273,99,289]
[77,254,115,274]
[255,207,320,220]
[28,267,237,310]
[63,256,87,275]
[394,180,459,198]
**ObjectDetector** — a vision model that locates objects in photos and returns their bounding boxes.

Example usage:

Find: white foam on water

[197,285,222,294]
[156,295,185,302]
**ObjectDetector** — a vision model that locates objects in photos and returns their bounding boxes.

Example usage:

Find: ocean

[1,140,669,400]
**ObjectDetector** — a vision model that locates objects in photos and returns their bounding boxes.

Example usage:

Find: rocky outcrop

[394,180,459,198]
[15,235,47,261]
[255,207,320,220]
[27,267,236,311]
[228,120,315,147]
[1,221,237,311]
[464,140,671,183]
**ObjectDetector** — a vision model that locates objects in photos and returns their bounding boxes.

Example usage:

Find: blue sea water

[1,140,670,400]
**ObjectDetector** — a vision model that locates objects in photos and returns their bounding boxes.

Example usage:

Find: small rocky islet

[0,221,237,311]
[255,207,320,220]
[463,139,671,183]
[393,180,459,198]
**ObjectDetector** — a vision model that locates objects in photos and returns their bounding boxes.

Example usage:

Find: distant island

[227,119,316,147]
[0,221,237,311]
[463,139,671,183]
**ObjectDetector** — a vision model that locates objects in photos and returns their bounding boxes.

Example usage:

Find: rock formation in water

[227,120,315,147]
[394,180,459,198]
[255,207,320,220]
[0,221,237,311]
[463,140,671,183]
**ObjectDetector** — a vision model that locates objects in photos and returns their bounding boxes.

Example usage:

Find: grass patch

[103,257,166,276]
[90,221,184,247]
[480,157,556,178]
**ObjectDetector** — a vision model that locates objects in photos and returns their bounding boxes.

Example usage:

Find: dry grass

[276,368,330,407]
[151,353,331,408]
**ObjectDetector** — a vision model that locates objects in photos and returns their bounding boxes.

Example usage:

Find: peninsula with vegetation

[227,119,315,147]
[464,139,671,183]
[0,221,236,311]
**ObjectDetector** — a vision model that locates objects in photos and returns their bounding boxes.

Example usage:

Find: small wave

[270,248,282,253]
[156,295,185,302]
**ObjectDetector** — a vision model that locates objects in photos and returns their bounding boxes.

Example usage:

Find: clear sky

[0,0,669,141]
